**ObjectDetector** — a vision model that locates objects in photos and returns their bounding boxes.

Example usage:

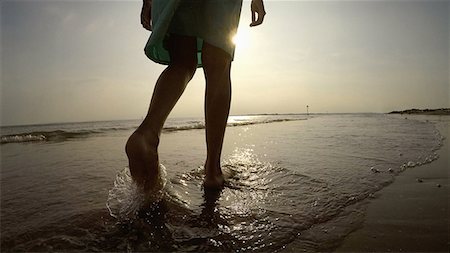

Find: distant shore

[388,108,450,115]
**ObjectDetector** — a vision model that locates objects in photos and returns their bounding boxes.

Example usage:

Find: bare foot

[204,174,225,190]
[203,165,225,190]
[125,131,161,193]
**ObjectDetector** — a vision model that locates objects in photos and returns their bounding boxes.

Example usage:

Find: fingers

[141,16,152,31]
[250,11,265,27]
[141,3,152,31]
[250,0,266,27]
[251,9,256,25]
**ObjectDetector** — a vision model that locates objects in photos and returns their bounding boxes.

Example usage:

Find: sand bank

[389,108,450,115]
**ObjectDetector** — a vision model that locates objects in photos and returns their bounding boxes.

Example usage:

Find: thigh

[167,34,198,67]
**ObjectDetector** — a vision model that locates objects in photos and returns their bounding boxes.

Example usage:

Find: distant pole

[306,105,309,116]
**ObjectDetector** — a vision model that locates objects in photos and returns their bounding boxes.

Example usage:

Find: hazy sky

[1,0,449,126]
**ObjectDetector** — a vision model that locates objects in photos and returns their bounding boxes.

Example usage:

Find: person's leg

[126,35,198,192]
[201,42,232,189]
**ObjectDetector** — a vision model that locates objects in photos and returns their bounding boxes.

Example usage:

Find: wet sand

[336,119,449,252]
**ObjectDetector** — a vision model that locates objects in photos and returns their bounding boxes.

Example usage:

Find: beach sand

[336,119,449,252]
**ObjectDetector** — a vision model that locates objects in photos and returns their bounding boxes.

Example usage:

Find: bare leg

[202,42,232,189]
[126,35,197,193]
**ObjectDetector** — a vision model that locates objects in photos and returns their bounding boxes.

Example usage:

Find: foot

[125,131,161,193]
[204,174,225,190]
[203,164,225,190]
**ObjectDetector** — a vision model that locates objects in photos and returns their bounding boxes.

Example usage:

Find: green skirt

[144,0,243,68]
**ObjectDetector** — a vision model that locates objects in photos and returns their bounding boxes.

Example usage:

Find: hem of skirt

[146,53,204,69]
[145,33,235,68]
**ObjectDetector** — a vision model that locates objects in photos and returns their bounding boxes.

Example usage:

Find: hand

[141,0,152,31]
[250,0,266,27]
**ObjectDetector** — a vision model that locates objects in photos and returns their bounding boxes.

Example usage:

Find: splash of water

[106,165,168,221]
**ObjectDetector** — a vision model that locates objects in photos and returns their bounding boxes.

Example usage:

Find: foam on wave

[1,130,93,144]
[1,117,306,144]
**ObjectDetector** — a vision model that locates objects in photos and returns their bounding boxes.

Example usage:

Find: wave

[227,118,301,127]
[1,117,305,144]
[0,130,95,144]
[162,118,302,132]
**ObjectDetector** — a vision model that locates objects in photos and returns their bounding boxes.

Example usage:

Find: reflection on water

[98,147,313,252]
[1,114,445,252]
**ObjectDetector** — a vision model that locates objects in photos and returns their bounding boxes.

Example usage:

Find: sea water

[0,114,445,251]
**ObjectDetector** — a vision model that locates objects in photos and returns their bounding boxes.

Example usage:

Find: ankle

[205,159,222,176]
[134,128,160,147]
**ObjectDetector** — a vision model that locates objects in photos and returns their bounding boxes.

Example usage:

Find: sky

[1,0,449,126]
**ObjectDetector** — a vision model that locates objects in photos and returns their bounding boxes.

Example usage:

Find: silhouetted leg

[126,35,197,193]
[202,42,232,189]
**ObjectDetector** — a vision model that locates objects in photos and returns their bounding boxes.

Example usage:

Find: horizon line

[3,110,443,128]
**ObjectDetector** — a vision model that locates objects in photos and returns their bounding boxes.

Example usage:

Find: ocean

[0,114,446,252]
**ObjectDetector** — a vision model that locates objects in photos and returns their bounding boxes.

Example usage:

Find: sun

[232,28,250,48]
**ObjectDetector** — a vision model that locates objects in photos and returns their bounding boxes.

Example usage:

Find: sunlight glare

[232,28,250,49]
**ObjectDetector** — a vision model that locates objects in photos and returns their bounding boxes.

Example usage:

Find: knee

[169,56,198,81]
[202,44,231,80]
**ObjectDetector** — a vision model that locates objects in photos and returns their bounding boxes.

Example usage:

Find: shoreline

[335,116,449,252]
